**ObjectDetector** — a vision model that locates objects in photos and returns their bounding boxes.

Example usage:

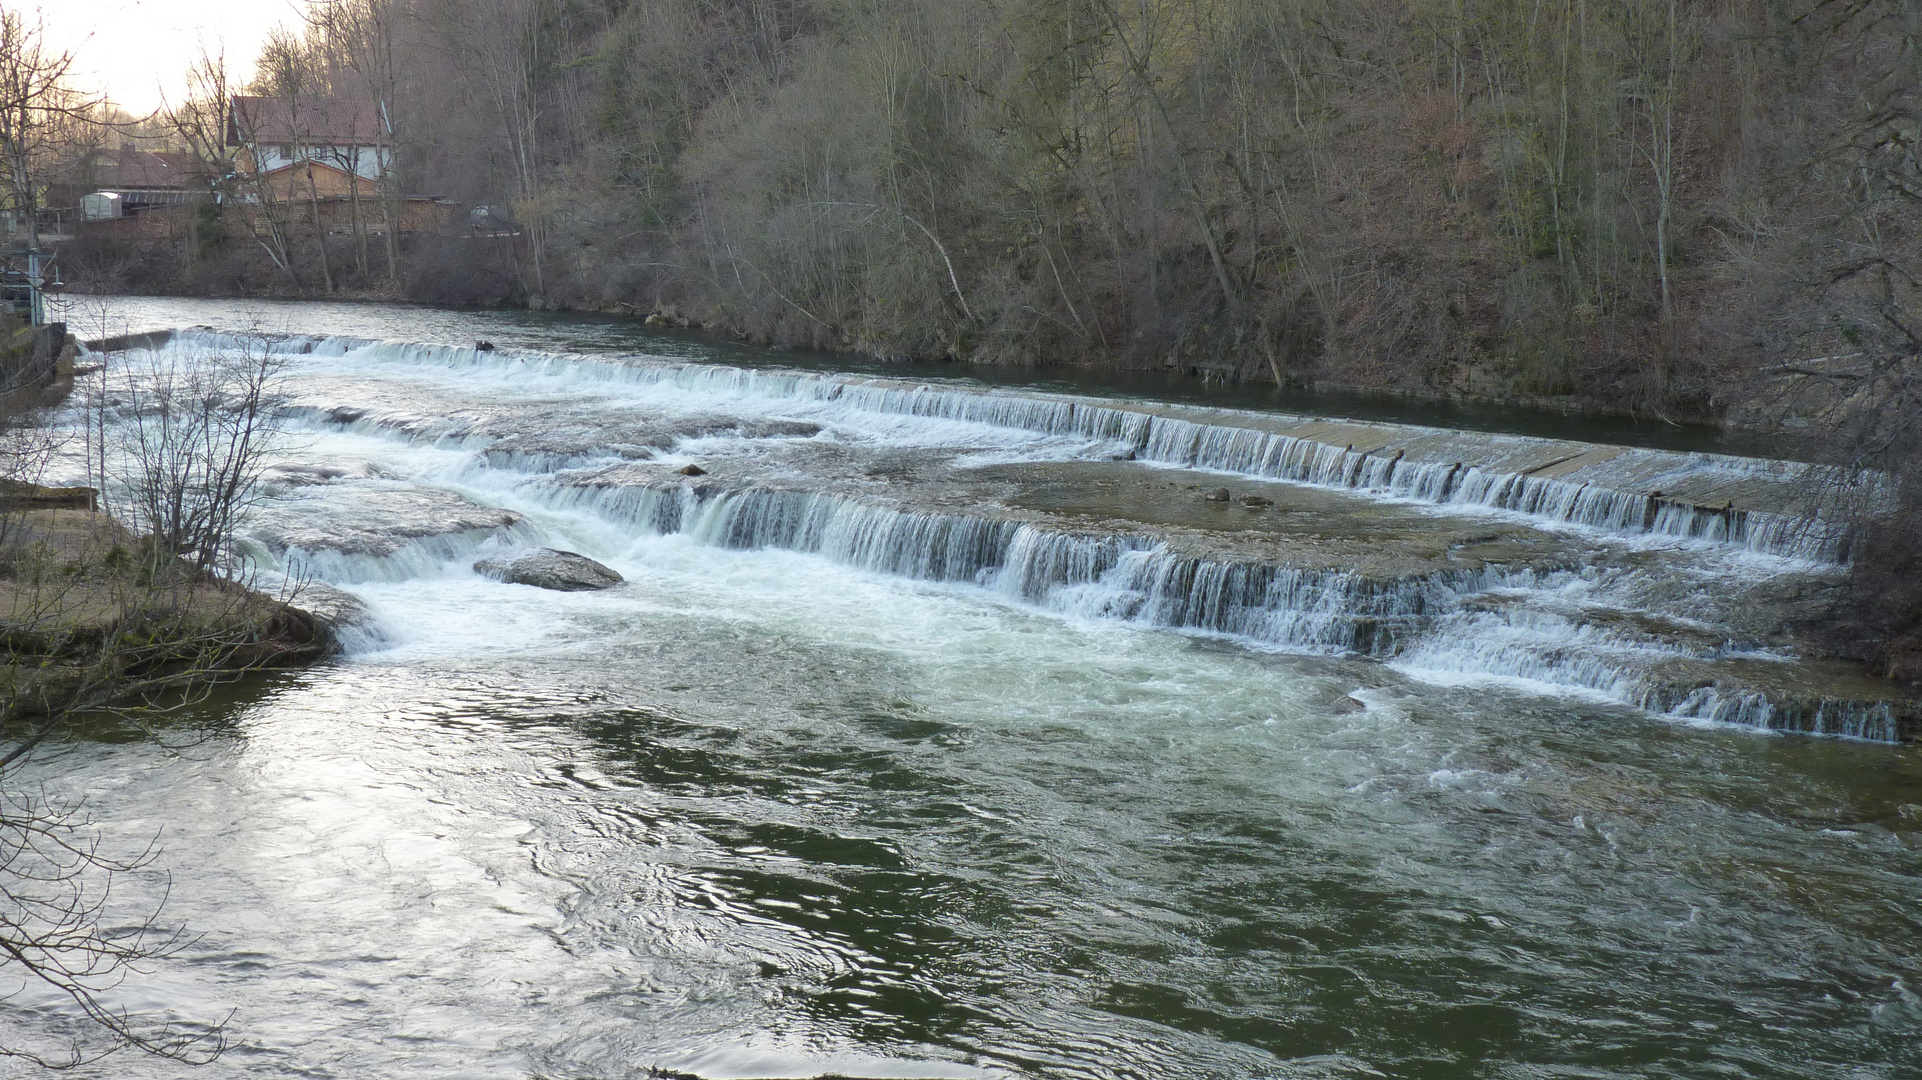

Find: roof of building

[228,96,388,147]
[48,147,212,194]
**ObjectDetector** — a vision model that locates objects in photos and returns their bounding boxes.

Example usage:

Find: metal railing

[0,250,58,326]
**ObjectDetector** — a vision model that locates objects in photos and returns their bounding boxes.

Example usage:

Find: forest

[18,0,1922,673]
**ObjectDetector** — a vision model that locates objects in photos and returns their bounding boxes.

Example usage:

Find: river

[8,295,1920,1079]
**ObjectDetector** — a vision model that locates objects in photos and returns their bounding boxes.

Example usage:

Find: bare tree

[0,770,229,1068]
[0,9,104,250]
[170,49,302,287]
[247,29,346,293]
[161,50,238,275]
[1744,0,1922,676]
[310,0,409,288]
[450,0,551,297]
[112,340,287,574]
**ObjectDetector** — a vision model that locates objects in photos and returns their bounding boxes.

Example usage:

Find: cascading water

[19,297,1920,1080]
[105,325,1894,740]
[208,327,1862,561]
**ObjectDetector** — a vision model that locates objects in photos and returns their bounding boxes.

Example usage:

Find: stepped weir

[107,329,1919,740]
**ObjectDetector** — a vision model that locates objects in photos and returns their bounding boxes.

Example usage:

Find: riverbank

[1,495,338,721]
[0,315,79,416]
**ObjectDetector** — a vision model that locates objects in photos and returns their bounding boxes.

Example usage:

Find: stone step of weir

[539,460,1917,740]
[73,327,1921,736]
[556,353,1867,561]
[81,328,177,354]
[1262,415,1821,513]
[128,327,1878,561]
[978,400,1864,561]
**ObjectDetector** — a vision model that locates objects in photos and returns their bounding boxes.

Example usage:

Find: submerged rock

[252,487,521,558]
[262,461,383,488]
[473,416,821,472]
[474,549,624,592]
[1240,494,1274,507]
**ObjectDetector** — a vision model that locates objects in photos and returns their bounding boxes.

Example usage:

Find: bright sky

[33,0,307,115]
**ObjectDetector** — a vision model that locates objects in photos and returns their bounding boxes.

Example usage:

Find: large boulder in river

[474,549,624,592]
[289,581,373,636]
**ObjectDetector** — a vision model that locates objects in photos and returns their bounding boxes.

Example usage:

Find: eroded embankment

[118,327,1921,740]
[1,499,342,716]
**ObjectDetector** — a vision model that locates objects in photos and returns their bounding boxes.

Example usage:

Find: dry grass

[1,505,328,721]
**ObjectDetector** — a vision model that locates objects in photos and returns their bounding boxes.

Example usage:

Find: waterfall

[540,473,1580,658]
[120,328,1911,740]
[155,328,1866,563]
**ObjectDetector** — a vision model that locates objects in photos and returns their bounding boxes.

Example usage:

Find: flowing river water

[10,296,1922,1078]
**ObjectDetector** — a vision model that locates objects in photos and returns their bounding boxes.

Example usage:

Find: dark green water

[22,617,1921,1078]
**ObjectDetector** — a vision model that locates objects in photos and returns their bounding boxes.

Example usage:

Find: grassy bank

[1,492,333,727]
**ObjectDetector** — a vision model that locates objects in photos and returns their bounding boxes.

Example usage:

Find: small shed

[81,191,124,220]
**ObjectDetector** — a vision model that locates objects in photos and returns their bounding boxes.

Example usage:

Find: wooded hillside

[55,1,1918,433]
[231,1,1882,417]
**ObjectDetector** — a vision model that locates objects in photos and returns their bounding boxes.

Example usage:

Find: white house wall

[252,144,391,180]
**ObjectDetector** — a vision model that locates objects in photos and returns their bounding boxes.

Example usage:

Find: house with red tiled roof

[217,96,452,238]
[226,95,392,184]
